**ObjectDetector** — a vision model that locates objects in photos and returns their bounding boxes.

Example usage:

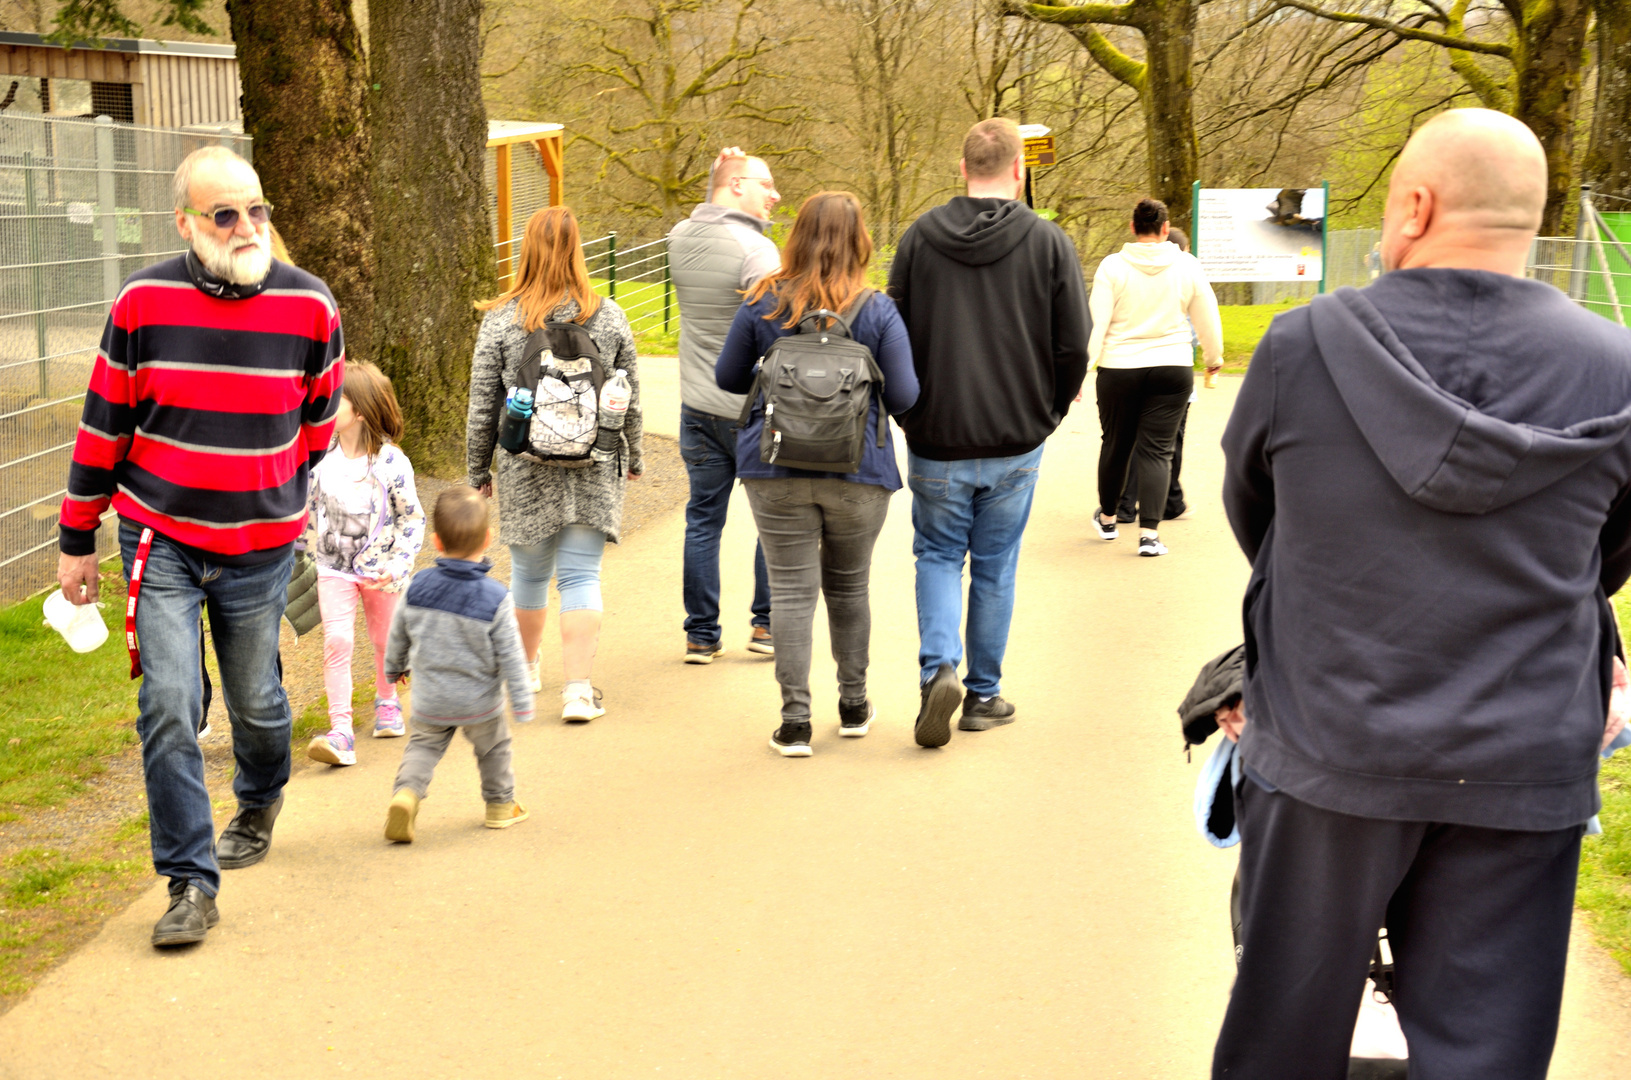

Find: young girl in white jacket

[306,361,426,764]
[1088,197,1223,556]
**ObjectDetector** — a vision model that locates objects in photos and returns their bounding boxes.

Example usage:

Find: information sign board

[1024,135,1056,168]
[1195,186,1327,283]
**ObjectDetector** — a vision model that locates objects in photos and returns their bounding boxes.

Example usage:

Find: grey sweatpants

[392,715,515,804]
[743,477,892,724]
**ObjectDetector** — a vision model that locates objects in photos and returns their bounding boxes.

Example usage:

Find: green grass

[1580,593,1631,976]
[0,564,139,809]
[1218,301,1306,371]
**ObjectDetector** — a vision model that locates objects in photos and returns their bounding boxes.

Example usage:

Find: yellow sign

[1024,135,1056,168]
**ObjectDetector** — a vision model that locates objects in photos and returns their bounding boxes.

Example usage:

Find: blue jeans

[119,523,294,896]
[681,404,770,645]
[907,447,1043,698]
[509,525,608,612]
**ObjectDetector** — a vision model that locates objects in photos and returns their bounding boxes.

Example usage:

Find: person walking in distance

[887,118,1091,749]
[1090,199,1223,556]
[466,206,644,724]
[668,148,780,664]
[715,192,920,757]
[1215,109,1631,1078]
[55,146,344,946]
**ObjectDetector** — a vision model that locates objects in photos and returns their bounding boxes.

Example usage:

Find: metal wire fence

[0,112,251,603]
[581,233,675,339]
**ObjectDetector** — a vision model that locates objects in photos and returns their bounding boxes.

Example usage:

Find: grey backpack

[737,291,886,473]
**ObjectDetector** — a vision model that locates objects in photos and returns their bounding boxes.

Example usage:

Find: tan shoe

[385,788,420,843]
[485,800,529,829]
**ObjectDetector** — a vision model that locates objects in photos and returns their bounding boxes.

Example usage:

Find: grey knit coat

[466,297,644,545]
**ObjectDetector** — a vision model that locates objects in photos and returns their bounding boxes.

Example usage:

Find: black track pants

[1213,780,1582,1080]
[1094,365,1192,529]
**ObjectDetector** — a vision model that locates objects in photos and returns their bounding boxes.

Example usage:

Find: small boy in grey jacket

[383,486,533,842]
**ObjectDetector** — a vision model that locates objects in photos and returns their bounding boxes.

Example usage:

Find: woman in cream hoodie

[1088,198,1223,556]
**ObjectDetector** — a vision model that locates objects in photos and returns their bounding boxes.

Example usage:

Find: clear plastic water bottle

[591,369,632,464]
[498,386,534,453]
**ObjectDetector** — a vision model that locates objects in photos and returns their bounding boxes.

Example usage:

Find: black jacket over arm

[1222,269,1631,831]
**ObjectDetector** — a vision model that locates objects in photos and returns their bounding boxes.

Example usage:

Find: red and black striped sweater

[58,256,344,563]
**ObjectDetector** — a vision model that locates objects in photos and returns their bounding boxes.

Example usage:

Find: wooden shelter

[0,32,240,128]
[488,120,565,288]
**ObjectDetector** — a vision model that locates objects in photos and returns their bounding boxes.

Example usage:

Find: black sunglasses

[184,202,274,230]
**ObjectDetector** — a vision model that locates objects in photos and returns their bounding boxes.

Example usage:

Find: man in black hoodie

[887,117,1090,749]
[1216,109,1631,1078]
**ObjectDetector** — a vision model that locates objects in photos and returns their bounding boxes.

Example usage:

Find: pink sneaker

[373,697,405,738]
[306,730,356,766]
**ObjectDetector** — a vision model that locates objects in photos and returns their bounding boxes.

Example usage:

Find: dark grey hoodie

[1223,269,1631,831]
[888,197,1090,459]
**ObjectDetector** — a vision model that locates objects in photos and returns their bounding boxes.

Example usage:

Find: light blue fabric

[509,525,608,612]
[1587,725,1631,835]
[1196,737,1242,848]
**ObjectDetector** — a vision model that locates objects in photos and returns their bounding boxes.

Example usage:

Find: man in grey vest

[668,150,781,663]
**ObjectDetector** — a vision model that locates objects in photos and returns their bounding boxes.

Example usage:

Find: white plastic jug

[42,589,109,653]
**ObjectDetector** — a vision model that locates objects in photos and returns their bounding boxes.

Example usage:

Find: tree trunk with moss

[367,0,495,472]
[1586,0,1631,200]
[1515,0,1590,234]
[1136,1,1198,230]
[226,0,374,362]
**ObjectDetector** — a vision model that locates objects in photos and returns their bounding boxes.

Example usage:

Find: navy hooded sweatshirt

[1223,269,1631,831]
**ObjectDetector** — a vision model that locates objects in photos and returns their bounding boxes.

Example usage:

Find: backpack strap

[794,288,875,339]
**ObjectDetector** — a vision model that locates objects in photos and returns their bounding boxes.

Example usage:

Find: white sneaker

[526,654,542,696]
[562,686,605,723]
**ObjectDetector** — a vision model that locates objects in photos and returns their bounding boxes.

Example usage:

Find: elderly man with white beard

[55,146,344,947]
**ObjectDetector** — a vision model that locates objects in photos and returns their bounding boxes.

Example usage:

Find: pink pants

[317,575,398,731]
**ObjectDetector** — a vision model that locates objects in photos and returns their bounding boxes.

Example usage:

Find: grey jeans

[743,477,893,724]
[392,715,515,804]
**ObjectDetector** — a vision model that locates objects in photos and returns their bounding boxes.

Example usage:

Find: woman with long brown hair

[715,191,919,756]
[466,206,643,723]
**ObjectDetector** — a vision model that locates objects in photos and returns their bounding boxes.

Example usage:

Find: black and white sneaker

[1138,534,1168,557]
[838,699,873,737]
[1092,511,1118,541]
[770,721,813,757]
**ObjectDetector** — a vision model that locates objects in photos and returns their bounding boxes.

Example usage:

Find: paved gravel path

[1,373,1626,1078]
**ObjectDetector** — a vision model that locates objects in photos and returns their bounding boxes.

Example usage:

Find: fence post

[608,231,617,300]
[663,241,671,333]
[95,116,120,309]
[23,150,47,397]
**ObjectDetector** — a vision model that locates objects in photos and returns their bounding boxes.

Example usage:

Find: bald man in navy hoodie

[1216,109,1631,1078]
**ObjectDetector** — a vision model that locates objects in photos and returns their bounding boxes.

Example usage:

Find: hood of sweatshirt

[1118,240,1180,275]
[913,197,1040,266]
[1309,284,1631,514]
[683,201,772,234]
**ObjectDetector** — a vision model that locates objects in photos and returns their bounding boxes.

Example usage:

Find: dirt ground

[1,380,1627,1079]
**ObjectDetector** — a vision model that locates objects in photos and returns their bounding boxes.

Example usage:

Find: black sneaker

[1092,510,1118,541]
[685,639,724,664]
[914,663,962,748]
[770,721,813,757]
[838,698,873,737]
[1138,534,1168,557]
[958,692,1017,731]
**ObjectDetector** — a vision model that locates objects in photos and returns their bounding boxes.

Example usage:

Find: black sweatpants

[1116,403,1188,521]
[1095,365,1192,529]
[1213,780,1583,1080]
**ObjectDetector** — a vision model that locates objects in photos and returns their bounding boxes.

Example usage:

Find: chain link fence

[0,112,251,604]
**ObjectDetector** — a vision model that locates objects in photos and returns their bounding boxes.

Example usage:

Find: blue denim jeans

[681,404,770,645]
[119,523,294,896]
[509,525,608,612]
[907,446,1044,698]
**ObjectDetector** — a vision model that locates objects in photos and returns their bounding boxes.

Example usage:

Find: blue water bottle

[498,387,534,453]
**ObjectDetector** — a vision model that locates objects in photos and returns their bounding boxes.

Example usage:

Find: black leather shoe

[217,794,284,869]
[152,879,219,947]
[958,692,1017,731]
